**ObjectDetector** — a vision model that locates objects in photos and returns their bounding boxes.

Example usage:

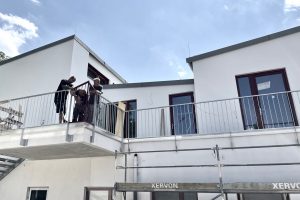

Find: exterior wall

[69,40,90,84]
[1,130,300,200]
[192,32,300,102]
[0,38,125,102]
[103,84,194,109]
[125,129,300,184]
[88,55,124,84]
[0,156,123,200]
[69,40,124,85]
[103,84,194,138]
[123,129,300,200]
[191,32,300,134]
[0,40,74,101]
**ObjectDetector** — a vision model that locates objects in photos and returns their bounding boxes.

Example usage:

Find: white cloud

[177,66,188,78]
[284,0,300,12]
[167,57,189,79]
[0,12,38,56]
[223,5,230,11]
[30,0,41,5]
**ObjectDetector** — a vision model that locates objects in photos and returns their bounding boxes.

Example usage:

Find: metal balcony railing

[1,88,300,140]
[124,90,300,138]
[0,82,124,137]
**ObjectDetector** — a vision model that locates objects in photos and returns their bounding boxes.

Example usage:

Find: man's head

[93,78,100,86]
[68,76,76,83]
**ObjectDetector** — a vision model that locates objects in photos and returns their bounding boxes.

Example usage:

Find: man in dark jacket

[54,76,76,123]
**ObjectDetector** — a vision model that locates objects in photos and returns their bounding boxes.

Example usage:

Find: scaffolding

[115,143,300,200]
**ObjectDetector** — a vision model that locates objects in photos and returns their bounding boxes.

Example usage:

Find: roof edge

[103,79,194,89]
[73,36,127,83]
[0,35,76,66]
[0,35,127,83]
[186,26,300,65]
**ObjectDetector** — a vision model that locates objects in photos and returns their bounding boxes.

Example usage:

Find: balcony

[0,84,300,159]
[0,83,124,159]
[124,90,300,139]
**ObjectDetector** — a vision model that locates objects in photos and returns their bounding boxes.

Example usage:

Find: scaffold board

[115,182,300,193]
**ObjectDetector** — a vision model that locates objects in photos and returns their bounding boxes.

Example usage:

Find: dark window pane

[170,94,196,135]
[87,64,109,85]
[237,77,252,96]
[124,100,137,138]
[243,193,283,200]
[256,73,294,128]
[154,192,180,200]
[236,69,296,129]
[184,192,198,200]
[237,77,258,129]
[30,190,47,200]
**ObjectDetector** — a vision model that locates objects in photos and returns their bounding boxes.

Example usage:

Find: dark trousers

[72,104,86,122]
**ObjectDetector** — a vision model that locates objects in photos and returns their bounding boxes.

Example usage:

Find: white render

[1,27,300,200]
[192,32,300,103]
[103,83,194,138]
[0,157,123,200]
[103,84,194,110]
[0,36,125,101]
[0,40,73,101]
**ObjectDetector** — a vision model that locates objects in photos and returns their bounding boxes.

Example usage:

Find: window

[27,188,48,200]
[236,69,298,129]
[124,100,137,138]
[152,192,198,200]
[87,64,109,85]
[240,193,290,200]
[169,92,197,135]
[99,100,137,137]
[84,187,113,200]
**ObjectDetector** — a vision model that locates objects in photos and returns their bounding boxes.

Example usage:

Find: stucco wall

[0,156,123,200]
[88,55,124,84]
[191,32,300,134]
[103,83,194,137]
[192,32,300,102]
[0,40,74,101]
[1,130,300,200]
[70,40,124,86]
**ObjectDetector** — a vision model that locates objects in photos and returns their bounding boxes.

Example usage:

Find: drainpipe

[133,154,138,200]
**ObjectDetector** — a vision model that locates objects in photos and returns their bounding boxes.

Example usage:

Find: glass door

[169,92,197,135]
[236,69,297,129]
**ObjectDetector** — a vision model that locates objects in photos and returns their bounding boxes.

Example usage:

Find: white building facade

[0,27,300,200]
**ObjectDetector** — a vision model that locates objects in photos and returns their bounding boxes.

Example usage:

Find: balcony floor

[0,123,122,160]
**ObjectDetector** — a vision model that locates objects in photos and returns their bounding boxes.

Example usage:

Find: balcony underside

[0,122,122,160]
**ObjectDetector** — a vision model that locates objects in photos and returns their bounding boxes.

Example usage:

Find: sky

[0,0,300,83]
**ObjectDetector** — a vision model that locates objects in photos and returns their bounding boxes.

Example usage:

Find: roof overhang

[186,26,300,68]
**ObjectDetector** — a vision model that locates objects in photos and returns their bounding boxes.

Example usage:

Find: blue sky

[1,0,300,82]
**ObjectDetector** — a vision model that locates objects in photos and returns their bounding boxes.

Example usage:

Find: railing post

[123,153,128,200]
[173,106,178,151]
[66,93,73,142]
[90,92,100,143]
[20,98,29,146]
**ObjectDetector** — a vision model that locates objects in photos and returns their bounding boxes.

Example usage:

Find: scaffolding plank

[115,183,219,192]
[115,182,300,193]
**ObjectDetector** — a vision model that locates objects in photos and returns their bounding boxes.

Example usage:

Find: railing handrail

[125,89,300,112]
[0,82,98,104]
[0,89,70,104]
